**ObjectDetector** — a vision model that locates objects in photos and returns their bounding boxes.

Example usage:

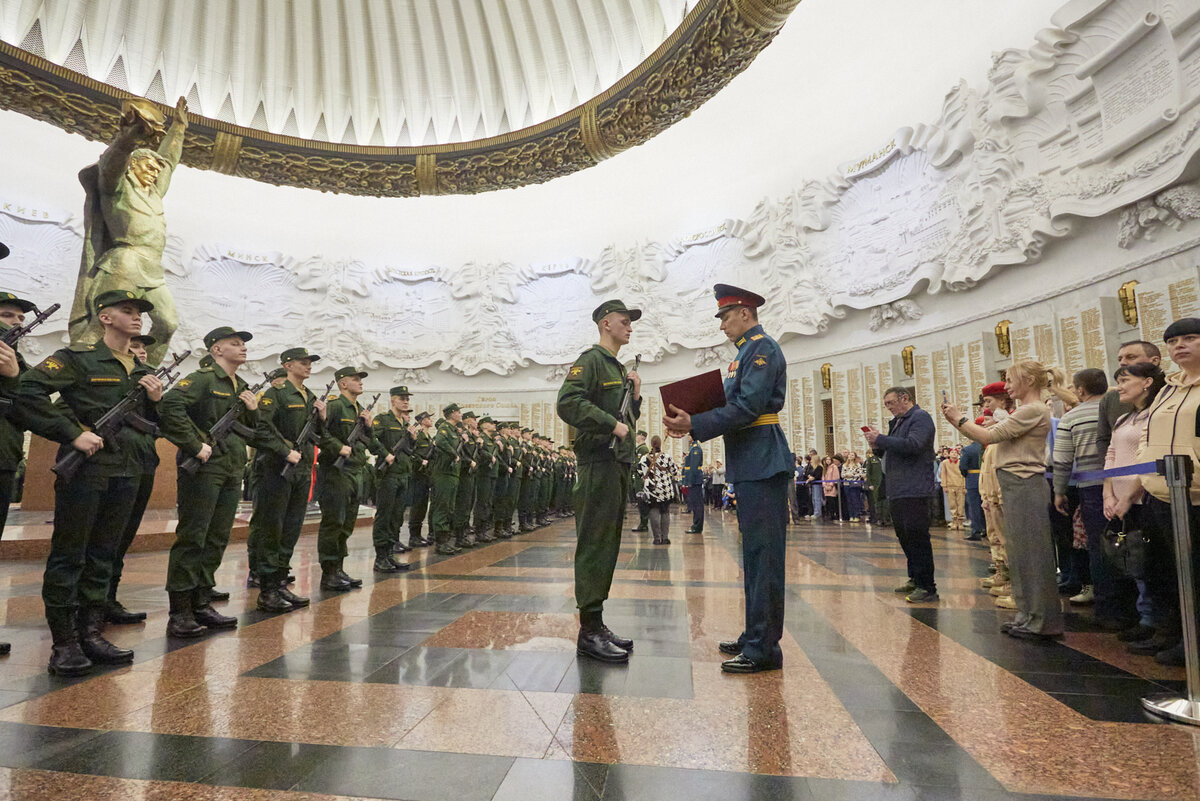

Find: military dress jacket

[159,361,257,476]
[15,341,158,478]
[0,333,29,472]
[317,394,376,471]
[557,344,642,465]
[256,381,322,466]
[681,442,705,486]
[413,427,436,473]
[480,434,500,479]
[430,421,463,477]
[689,324,790,484]
[372,411,414,477]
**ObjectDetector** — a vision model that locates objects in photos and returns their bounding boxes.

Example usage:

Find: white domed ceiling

[0,0,800,195]
[4,0,697,145]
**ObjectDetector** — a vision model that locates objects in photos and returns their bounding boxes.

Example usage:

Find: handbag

[1102,514,1148,580]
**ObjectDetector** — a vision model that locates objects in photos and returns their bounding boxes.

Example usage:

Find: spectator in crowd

[712,461,726,509]
[944,361,1072,640]
[940,446,967,534]
[865,386,938,603]
[1096,340,1162,456]
[1102,361,1167,649]
[638,435,679,545]
[843,452,866,522]
[864,449,886,525]
[807,451,823,519]
[822,455,842,522]
[1133,318,1200,666]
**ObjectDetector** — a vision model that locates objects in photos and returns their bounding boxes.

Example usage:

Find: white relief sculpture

[545,365,570,382]
[869,300,924,332]
[693,346,729,369]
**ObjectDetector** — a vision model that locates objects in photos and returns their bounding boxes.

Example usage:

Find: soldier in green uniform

[0,286,35,656]
[14,289,163,675]
[430,403,465,554]
[159,325,259,637]
[104,332,158,625]
[472,416,500,543]
[518,427,538,532]
[557,299,642,663]
[631,431,650,531]
[491,421,516,539]
[452,411,482,549]
[539,436,555,524]
[316,367,377,590]
[408,411,436,547]
[244,365,287,583]
[248,346,326,611]
[370,386,416,572]
[504,425,525,535]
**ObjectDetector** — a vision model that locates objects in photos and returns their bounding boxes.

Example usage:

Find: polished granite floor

[0,505,1194,800]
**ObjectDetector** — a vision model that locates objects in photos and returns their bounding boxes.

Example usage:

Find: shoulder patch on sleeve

[752,354,768,369]
[260,397,273,406]
[568,365,583,377]
[38,357,63,372]
[178,378,192,388]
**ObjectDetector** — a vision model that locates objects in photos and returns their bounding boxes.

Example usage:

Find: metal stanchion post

[1143,455,1200,725]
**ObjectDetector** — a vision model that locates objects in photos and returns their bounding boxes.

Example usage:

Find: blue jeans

[1079,485,1138,625]
[809,485,823,516]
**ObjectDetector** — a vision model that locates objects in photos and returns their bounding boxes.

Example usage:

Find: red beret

[980,382,1007,398]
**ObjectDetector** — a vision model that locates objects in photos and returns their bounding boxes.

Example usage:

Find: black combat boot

[47,610,92,677]
[577,625,630,663]
[166,590,207,638]
[320,562,352,591]
[278,579,310,607]
[256,573,294,613]
[193,588,238,629]
[78,606,134,664]
[374,547,402,573]
[337,559,364,588]
[475,527,496,544]
[105,580,146,624]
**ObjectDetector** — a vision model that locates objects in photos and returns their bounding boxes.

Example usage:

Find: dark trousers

[474,473,495,531]
[1078,485,1138,624]
[686,484,704,529]
[0,469,14,535]
[492,472,511,530]
[407,471,431,540]
[454,470,476,534]
[430,471,459,540]
[45,471,137,618]
[1049,483,1088,587]
[574,461,630,624]
[795,484,812,517]
[518,474,535,517]
[890,496,936,592]
[166,469,241,592]
[110,469,155,597]
[965,483,984,534]
[317,465,361,565]
[1144,497,1200,638]
[637,495,650,528]
[732,472,789,666]
[372,470,408,549]
[251,458,313,576]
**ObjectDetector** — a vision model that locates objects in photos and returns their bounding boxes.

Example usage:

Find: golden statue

[69,97,188,364]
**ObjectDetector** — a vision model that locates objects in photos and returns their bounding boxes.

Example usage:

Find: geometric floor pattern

[0,505,1195,800]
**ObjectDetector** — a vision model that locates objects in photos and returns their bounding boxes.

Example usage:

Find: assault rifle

[280,380,335,478]
[52,349,191,481]
[333,392,380,471]
[1,302,60,348]
[609,354,641,451]
[377,419,416,474]
[179,371,272,475]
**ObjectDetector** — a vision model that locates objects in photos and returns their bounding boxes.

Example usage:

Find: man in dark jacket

[865,386,938,603]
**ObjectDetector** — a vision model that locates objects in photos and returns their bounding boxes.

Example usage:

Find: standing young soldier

[472,416,500,543]
[430,403,465,554]
[14,290,163,674]
[0,285,33,656]
[104,332,158,625]
[371,386,416,572]
[664,285,791,673]
[631,431,650,532]
[557,299,642,663]
[453,411,481,549]
[159,326,258,637]
[316,367,377,590]
[249,347,326,611]
[492,422,517,539]
[407,411,436,548]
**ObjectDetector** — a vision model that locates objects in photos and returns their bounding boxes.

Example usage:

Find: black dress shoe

[577,629,630,663]
[718,640,742,655]
[278,587,309,607]
[79,632,134,664]
[208,589,231,602]
[392,542,412,554]
[337,569,363,588]
[47,641,92,676]
[721,654,781,674]
[320,574,353,591]
[374,556,402,573]
[0,642,9,656]
[194,605,238,629]
[256,589,294,614]
[631,526,649,532]
[389,556,413,571]
[600,625,633,651]
[105,601,147,625]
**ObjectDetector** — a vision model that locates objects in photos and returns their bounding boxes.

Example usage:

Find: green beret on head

[390,385,410,397]
[204,326,253,349]
[95,289,153,314]
[0,291,35,313]
[334,366,368,381]
[462,410,478,420]
[443,402,461,415]
[280,347,320,363]
[591,299,642,323]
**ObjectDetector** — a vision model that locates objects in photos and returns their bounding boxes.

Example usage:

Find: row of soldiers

[0,284,575,676]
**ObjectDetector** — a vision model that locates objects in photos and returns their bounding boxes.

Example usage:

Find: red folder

[660,370,726,415]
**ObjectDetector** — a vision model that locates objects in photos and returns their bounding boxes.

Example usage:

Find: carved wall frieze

[0,0,800,198]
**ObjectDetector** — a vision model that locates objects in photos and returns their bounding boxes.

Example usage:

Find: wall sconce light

[820,363,832,390]
[1118,280,1139,327]
[900,346,915,377]
[994,320,1012,358]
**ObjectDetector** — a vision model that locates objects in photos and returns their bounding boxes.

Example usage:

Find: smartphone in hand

[860,425,871,433]
[941,390,948,404]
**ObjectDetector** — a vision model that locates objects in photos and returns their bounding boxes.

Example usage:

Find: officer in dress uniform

[557,299,642,663]
[682,436,705,533]
[248,346,326,611]
[104,333,158,625]
[0,283,33,657]
[371,386,416,572]
[664,285,791,673]
[430,403,465,554]
[159,326,259,637]
[14,289,163,675]
[408,410,436,548]
[316,367,378,590]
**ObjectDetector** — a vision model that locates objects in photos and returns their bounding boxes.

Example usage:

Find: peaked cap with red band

[713,283,766,318]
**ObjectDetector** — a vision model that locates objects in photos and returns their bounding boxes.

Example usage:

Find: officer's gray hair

[883,386,913,402]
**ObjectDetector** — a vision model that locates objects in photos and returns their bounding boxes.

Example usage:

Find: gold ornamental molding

[0,0,800,198]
